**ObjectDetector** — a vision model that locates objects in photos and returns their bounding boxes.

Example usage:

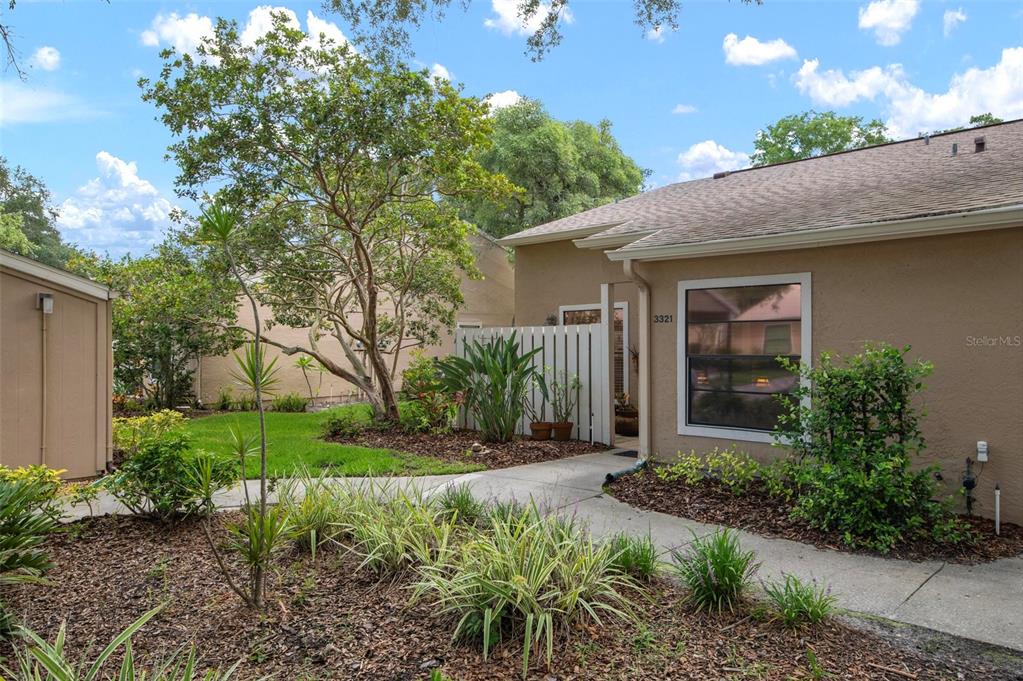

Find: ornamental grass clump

[411,505,638,679]
[278,473,346,556]
[671,529,758,613]
[606,532,660,582]
[762,573,837,628]
[435,483,487,525]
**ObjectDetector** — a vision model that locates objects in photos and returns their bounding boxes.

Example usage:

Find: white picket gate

[453,325,612,444]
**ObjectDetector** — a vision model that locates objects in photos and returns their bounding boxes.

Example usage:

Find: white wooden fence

[453,325,611,444]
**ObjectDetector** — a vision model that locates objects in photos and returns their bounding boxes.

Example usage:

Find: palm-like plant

[437,333,542,443]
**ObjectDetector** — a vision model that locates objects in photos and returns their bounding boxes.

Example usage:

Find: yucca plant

[222,504,293,605]
[762,573,837,628]
[437,333,542,443]
[5,605,244,680]
[671,529,759,613]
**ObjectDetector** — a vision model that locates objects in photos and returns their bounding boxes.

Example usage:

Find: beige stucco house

[1,250,116,478]
[500,120,1023,524]
[195,232,515,404]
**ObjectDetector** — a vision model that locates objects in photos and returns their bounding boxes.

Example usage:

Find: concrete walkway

[66,450,1023,653]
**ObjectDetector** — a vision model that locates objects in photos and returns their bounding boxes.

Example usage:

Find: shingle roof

[500,119,1023,251]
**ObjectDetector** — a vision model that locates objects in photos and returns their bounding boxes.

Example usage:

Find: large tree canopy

[0,157,82,267]
[750,111,892,167]
[455,99,646,238]
[327,0,761,61]
[142,13,514,419]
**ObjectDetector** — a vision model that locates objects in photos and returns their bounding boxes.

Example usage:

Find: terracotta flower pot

[529,422,553,441]
[551,422,574,441]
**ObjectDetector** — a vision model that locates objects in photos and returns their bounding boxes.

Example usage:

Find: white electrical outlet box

[977,441,988,462]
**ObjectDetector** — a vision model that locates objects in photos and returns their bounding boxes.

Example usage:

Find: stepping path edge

[62,450,1023,652]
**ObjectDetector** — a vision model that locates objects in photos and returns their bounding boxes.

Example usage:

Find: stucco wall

[197,234,515,404]
[0,267,113,478]
[515,227,1023,523]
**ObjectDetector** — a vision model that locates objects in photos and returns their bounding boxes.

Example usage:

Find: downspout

[40,304,48,466]
[622,259,650,461]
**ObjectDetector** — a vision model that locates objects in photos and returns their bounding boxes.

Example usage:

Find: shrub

[671,529,758,613]
[322,407,372,439]
[234,393,256,411]
[0,477,60,586]
[653,451,703,485]
[762,574,837,628]
[272,392,308,412]
[112,409,186,458]
[412,505,637,679]
[100,434,237,523]
[775,343,960,552]
[225,504,294,591]
[278,474,344,555]
[400,349,445,399]
[606,533,659,581]
[705,445,760,494]
[435,483,486,524]
[214,387,234,411]
[437,333,542,443]
[399,394,456,435]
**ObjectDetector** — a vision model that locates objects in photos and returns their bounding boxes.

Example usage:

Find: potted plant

[549,370,581,441]
[523,374,551,440]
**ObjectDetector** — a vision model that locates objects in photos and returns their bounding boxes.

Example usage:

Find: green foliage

[411,504,638,678]
[0,156,83,268]
[750,110,892,166]
[0,212,35,256]
[144,19,515,420]
[322,407,373,439]
[78,243,242,410]
[775,343,962,552]
[653,451,703,485]
[214,387,234,412]
[548,370,581,424]
[3,605,243,680]
[437,333,542,442]
[233,394,256,412]
[224,504,294,590]
[762,574,837,628]
[435,483,486,524]
[231,344,280,397]
[671,529,758,613]
[112,409,187,458]
[100,434,237,523]
[294,355,324,400]
[452,99,647,237]
[705,445,760,494]
[399,350,458,433]
[278,473,345,555]
[0,478,60,588]
[606,533,660,581]
[271,392,308,413]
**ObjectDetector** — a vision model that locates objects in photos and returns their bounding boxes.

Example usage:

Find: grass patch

[183,406,483,479]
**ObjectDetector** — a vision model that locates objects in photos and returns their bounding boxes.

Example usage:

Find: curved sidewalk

[65,450,1023,653]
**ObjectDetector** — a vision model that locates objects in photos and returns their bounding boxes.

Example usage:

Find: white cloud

[484,0,573,36]
[646,26,665,43]
[485,89,522,110]
[30,46,61,71]
[0,81,102,125]
[671,103,697,114]
[858,0,919,46]
[430,63,451,81]
[943,8,967,37]
[240,6,300,46]
[722,33,797,66]
[676,140,749,181]
[794,48,1023,138]
[140,12,214,56]
[56,152,176,256]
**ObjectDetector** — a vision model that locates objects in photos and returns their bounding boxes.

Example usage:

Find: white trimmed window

[677,273,811,443]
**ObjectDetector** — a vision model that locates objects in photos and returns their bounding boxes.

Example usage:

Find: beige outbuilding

[501,120,1023,524]
[1,250,116,478]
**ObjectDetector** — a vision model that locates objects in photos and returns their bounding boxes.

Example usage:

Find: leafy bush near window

[437,333,542,443]
[762,573,837,628]
[99,434,237,523]
[112,409,186,458]
[271,392,308,413]
[671,529,758,613]
[705,446,760,494]
[775,343,964,552]
[653,451,704,485]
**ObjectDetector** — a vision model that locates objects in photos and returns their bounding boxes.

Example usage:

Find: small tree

[142,14,514,421]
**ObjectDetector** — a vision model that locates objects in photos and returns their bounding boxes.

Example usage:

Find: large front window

[679,274,810,441]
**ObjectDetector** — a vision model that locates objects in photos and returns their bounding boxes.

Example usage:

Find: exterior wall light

[37,293,54,314]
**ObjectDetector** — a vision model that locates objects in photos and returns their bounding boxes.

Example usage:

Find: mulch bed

[4,515,1014,680]
[607,471,1023,564]
[327,428,606,470]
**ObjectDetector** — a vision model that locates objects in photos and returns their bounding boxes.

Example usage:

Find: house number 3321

[653,314,673,323]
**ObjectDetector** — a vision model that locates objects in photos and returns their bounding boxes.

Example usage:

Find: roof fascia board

[606,205,1023,262]
[573,228,659,249]
[0,249,115,300]
[498,222,626,247]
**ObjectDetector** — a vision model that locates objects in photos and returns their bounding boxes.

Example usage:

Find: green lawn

[183,405,482,479]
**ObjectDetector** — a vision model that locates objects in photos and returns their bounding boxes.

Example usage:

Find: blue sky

[1,0,1021,257]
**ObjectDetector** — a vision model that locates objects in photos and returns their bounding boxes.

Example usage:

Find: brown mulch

[327,428,606,470]
[4,515,1016,680]
[607,472,1023,564]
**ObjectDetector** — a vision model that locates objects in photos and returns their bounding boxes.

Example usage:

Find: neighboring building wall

[515,227,1023,524]
[197,234,515,404]
[0,261,113,478]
